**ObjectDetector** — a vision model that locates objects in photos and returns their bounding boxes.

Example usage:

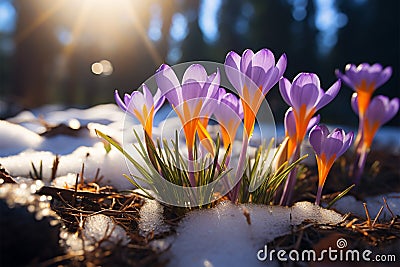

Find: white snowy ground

[0,104,399,266]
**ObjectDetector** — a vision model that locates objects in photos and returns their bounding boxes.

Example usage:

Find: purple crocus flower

[279,73,341,144]
[309,125,354,205]
[224,48,286,203]
[225,48,287,137]
[155,63,220,186]
[336,63,392,118]
[213,88,244,152]
[155,63,219,150]
[115,84,165,138]
[352,94,399,150]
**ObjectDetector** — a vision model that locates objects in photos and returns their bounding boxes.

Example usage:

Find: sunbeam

[15,0,66,45]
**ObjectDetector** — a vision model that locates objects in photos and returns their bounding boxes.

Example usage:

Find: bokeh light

[91,60,113,76]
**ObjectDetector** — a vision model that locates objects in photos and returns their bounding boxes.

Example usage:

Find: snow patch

[0,120,43,156]
[0,143,142,190]
[62,214,130,253]
[332,193,400,219]
[166,201,343,267]
[138,196,170,236]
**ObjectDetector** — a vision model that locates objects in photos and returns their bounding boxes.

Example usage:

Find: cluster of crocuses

[114,48,398,206]
[336,64,399,184]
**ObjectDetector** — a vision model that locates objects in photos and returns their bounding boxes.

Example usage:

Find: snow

[166,201,343,267]
[332,193,400,220]
[8,104,125,132]
[0,120,43,155]
[138,196,170,236]
[62,214,130,253]
[83,214,130,246]
[0,143,140,190]
[0,104,149,189]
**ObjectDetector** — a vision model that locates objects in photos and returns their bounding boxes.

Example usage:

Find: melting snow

[138,196,170,236]
[62,214,130,253]
[0,120,43,155]
[166,201,343,267]
[332,193,400,220]
[0,143,137,190]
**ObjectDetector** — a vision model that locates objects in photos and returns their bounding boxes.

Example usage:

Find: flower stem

[279,143,301,206]
[188,147,196,187]
[229,133,249,203]
[315,185,323,205]
[354,117,364,153]
[353,145,369,185]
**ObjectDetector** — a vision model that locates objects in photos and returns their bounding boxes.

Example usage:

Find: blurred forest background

[0,0,398,125]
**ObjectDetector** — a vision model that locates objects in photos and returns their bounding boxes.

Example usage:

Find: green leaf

[327,184,355,208]
[103,140,112,154]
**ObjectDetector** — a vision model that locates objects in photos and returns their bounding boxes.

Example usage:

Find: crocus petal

[384,97,400,123]
[182,64,208,86]
[154,88,165,112]
[337,131,354,157]
[240,49,255,77]
[322,135,343,159]
[203,69,220,99]
[124,93,131,105]
[127,91,144,114]
[225,51,240,70]
[284,108,296,138]
[253,49,274,72]
[276,53,287,78]
[279,78,292,106]
[114,90,127,111]
[142,84,154,108]
[315,79,341,110]
[250,49,274,86]
[182,80,203,101]
[291,83,320,111]
[225,51,243,92]
[293,73,321,89]
[199,70,220,117]
[375,66,392,88]
[365,96,399,127]
[328,128,344,142]
[220,92,243,119]
[309,125,325,156]
[214,94,243,150]
[155,64,181,107]
[365,96,389,125]
[307,114,320,132]
[289,73,321,110]
[351,93,359,115]
[335,69,354,88]
[261,68,279,95]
